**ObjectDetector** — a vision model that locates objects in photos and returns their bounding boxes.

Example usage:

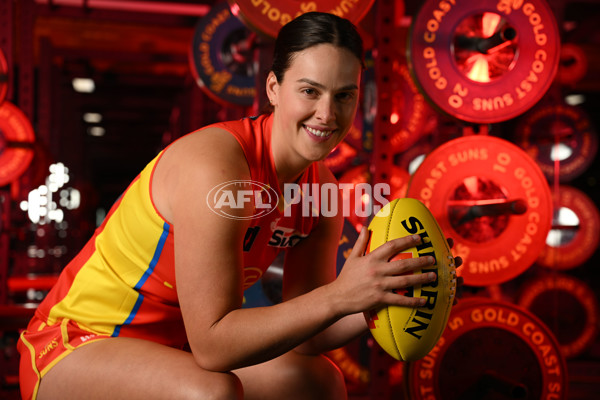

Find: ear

[266,71,279,106]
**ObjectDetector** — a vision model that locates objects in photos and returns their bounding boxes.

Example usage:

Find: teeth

[306,126,333,137]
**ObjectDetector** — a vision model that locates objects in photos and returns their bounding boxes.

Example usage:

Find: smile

[305,125,334,139]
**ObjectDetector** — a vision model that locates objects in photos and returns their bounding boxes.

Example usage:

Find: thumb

[349,226,371,258]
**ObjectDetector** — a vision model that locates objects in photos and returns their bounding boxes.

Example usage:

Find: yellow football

[364,198,457,361]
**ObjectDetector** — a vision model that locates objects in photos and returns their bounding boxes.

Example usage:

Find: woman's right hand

[332,227,437,315]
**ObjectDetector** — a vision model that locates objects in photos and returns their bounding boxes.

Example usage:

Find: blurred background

[1,0,599,399]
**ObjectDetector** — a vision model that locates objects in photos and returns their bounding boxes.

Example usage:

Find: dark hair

[271,12,364,83]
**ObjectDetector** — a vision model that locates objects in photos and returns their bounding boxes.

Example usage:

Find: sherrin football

[364,198,457,361]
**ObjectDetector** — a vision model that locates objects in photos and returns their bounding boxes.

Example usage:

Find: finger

[447,237,454,249]
[385,255,435,275]
[349,226,371,258]
[454,256,463,269]
[371,234,422,261]
[384,270,437,292]
[382,291,429,308]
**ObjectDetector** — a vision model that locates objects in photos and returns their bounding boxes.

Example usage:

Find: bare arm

[157,131,347,371]
[156,135,435,372]
[283,164,435,354]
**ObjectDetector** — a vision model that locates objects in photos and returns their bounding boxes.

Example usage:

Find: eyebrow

[296,78,358,92]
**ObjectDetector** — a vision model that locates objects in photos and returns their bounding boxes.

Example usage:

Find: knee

[185,372,243,400]
[277,353,347,400]
[209,372,243,400]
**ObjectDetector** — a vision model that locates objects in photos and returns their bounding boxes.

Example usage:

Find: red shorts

[17,315,110,400]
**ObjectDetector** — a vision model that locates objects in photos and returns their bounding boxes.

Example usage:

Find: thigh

[36,337,242,400]
[234,351,347,400]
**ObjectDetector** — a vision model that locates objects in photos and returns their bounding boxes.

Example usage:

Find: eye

[336,91,356,103]
[302,88,318,97]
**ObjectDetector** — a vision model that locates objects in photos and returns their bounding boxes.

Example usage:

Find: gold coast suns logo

[38,338,59,359]
[243,267,263,289]
[207,180,279,220]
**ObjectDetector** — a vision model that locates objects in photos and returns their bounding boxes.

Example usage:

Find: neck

[270,116,312,189]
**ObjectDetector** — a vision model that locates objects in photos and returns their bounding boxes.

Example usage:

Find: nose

[315,96,336,123]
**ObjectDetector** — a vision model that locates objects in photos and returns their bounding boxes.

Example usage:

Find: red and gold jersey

[26,113,321,349]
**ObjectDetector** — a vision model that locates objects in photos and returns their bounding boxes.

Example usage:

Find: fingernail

[429,272,437,280]
[412,234,421,242]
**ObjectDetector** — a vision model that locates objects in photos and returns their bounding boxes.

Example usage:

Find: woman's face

[268,43,362,163]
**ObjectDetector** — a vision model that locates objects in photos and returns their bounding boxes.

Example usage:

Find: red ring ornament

[0,102,36,186]
[515,102,598,183]
[518,273,599,358]
[407,135,552,286]
[0,49,8,105]
[190,2,257,107]
[537,185,600,270]
[556,43,588,86]
[405,297,568,400]
[408,0,560,123]
[229,0,376,38]
[388,62,436,153]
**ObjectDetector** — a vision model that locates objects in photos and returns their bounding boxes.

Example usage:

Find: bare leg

[37,337,345,400]
[37,337,242,400]
[235,351,347,400]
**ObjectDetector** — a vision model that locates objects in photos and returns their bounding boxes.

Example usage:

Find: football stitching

[385,199,402,360]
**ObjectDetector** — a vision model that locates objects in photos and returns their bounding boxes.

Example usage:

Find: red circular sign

[0,102,35,186]
[405,297,568,400]
[190,1,257,107]
[556,43,588,86]
[229,0,375,38]
[407,135,552,286]
[408,0,560,123]
[0,49,8,105]
[537,185,600,270]
[518,274,599,358]
[389,63,437,153]
[516,102,598,183]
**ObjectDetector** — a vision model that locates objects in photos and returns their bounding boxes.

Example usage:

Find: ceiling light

[565,94,585,106]
[83,112,103,123]
[72,77,95,93]
[88,126,105,137]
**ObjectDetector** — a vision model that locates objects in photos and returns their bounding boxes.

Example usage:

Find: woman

[18,12,446,399]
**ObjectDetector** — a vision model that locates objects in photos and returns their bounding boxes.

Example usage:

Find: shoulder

[152,126,252,223]
[164,127,250,184]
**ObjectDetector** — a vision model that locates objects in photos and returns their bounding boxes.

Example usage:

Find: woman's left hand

[447,238,464,305]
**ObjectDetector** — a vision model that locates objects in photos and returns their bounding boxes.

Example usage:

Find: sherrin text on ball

[364,198,457,361]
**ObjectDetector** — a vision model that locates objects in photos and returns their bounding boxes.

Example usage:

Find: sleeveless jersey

[29,113,321,349]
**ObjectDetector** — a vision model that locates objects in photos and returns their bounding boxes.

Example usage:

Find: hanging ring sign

[190,1,257,107]
[515,103,598,183]
[229,0,376,38]
[0,102,36,186]
[0,49,8,105]
[537,186,600,270]
[518,274,599,359]
[407,135,552,286]
[408,0,560,123]
[405,297,568,400]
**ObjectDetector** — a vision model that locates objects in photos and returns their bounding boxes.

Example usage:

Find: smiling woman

[17,11,460,400]
[268,43,362,171]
